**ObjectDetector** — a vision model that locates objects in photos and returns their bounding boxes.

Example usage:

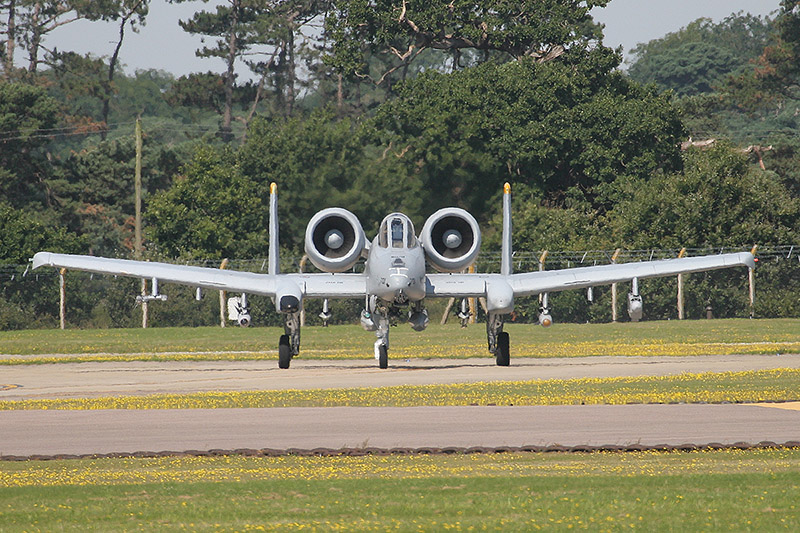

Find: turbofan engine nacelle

[420,208,481,273]
[304,208,367,273]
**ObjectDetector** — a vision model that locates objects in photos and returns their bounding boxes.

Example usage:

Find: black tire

[278,334,291,369]
[495,331,510,367]
[378,343,388,369]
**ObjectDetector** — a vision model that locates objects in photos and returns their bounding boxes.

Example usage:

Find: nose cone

[384,273,425,302]
[387,273,408,290]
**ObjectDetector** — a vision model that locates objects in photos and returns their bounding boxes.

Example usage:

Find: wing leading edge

[426,252,755,298]
[35,251,753,300]
[31,252,367,299]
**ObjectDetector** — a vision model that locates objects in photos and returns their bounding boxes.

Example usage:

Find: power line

[0,121,136,142]
[0,120,220,143]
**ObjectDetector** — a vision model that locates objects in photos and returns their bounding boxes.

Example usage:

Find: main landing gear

[487,312,510,366]
[278,300,512,369]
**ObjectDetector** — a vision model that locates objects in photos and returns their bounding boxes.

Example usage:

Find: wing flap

[425,274,488,298]
[296,273,367,298]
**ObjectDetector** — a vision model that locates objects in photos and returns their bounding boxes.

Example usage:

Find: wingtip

[270,182,277,195]
[31,251,51,270]
[504,182,511,194]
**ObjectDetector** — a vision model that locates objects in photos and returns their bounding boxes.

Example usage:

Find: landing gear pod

[304,208,367,272]
[227,295,251,327]
[628,277,643,322]
[628,294,643,322]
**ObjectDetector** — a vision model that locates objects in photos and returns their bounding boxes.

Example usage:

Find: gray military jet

[32,183,755,369]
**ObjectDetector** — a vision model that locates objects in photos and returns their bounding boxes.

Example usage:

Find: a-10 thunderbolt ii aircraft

[33,183,755,369]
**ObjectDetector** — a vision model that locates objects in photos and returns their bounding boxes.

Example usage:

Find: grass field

[1,450,799,530]
[2,368,799,410]
[2,318,799,363]
[2,319,799,530]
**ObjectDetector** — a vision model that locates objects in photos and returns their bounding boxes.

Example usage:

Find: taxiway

[1,354,799,456]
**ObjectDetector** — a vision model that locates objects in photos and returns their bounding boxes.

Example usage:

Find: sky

[43,0,782,79]
[592,0,780,64]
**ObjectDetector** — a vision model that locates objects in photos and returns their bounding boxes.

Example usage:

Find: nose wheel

[277,311,301,369]
[487,313,510,366]
[495,331,510,366]
[376,342,388,369]
[278,334,292,369]
[366,296,392,369]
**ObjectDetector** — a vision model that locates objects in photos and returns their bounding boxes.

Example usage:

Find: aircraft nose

[387,273,410,292]
[386,273,425,302]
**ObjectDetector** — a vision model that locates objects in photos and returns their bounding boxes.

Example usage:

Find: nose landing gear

[277,311,301,369]
[487,313,510,366]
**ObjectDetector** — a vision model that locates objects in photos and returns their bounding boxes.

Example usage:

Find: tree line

[1,0,798,329]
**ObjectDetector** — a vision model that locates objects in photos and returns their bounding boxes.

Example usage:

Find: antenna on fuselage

[269,182,279,275]
[501,182,512,276]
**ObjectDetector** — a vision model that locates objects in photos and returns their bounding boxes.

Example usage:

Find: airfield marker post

[440,298,455,325]
[749,245,758,318]
[468,264,476,324]
[299,255,308,327]
[611,248,621,322]
[539,251,549,323]
[219,258,229,327]
[677,248,687,320]
[59,268,66,330]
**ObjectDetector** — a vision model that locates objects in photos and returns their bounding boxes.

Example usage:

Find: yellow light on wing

[504,182,511,194]
[270,182,277,195]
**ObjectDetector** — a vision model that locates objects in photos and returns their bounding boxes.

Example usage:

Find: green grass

[1,450,798,531]
[2,322,799,529]
[2,369,799,410]
[1,318,799,363]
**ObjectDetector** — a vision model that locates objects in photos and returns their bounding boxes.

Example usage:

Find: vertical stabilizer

[501,182,512,276]
[269,182,279,275]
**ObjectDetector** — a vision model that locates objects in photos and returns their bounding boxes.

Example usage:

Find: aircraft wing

[508,251,755,297]
[293,273,367,298]
[426,252,755,298]
[31,252,367,299]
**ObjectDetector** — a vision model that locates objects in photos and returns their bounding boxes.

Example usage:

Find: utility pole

[134,117,147,328]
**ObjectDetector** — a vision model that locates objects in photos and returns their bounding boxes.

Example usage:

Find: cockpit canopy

[378,213,418,249]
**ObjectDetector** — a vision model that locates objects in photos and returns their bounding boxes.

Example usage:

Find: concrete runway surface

[1,404,799,456]
[1,354,799,455]
[3,354,800,401]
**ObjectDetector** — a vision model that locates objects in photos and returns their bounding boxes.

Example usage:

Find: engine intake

[421,208,481,273]
[304,208,366,272]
